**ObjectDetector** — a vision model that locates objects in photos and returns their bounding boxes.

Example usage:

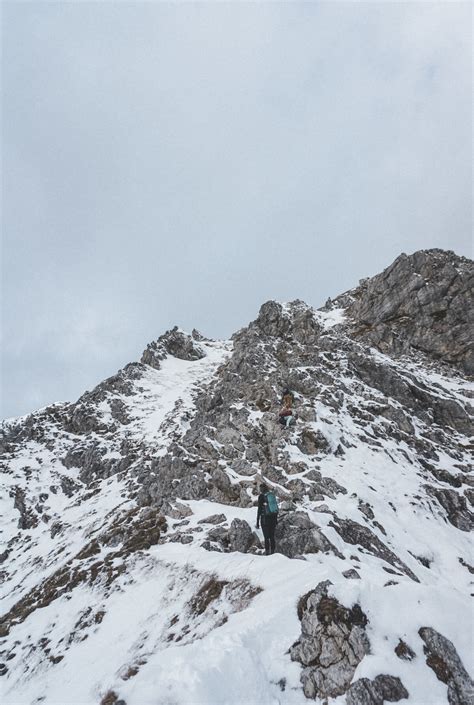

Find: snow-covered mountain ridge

[1,249,473,705]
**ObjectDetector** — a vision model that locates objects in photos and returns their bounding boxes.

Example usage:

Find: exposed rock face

[65,363,144,435]
[419,627,474,705]
[290,581,370,699]
[298,428,330,455]
[141,327,205,369]
[425,487,474,532]
[275,512,341,559]
[228,518,259,553]
[1,249,472,705]
[348,352,472,435]
[13,487,38,530]
[252,300,322,344]
[328,518,419,582]
[346,675,409,705]
[198,513,227,525]
[335,249,474,374]
[138,455,210,508]
[292,585,410,703]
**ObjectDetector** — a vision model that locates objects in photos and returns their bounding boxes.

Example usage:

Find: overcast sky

[2,1,472,419]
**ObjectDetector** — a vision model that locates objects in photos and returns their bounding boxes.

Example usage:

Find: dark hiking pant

[262,514,277,555]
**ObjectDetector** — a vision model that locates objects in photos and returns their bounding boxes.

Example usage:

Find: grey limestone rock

[250,299,322,345]
[425,486,474,532]
[297,428,330,455]
[109,399,131,425]
[419,627,474,705]
[141,327,205,369]
[346,675,409,705]
[291,581,370,699]
[349,353,472,436]
[72,363,143,409]
[210,467,240,503]
[276,511,343,559]
[252,301,293,339]
[207,526,229,545]
[198,513,227,525]
[341,250,474,375]
[228,518,259,553]
[307,473,347,500]
[13,487,38,530]
[63,363,145,436]
[66,402,108,436]
[329,517,419,582]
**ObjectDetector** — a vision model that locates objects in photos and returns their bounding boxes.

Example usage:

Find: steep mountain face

[1,249,473,705]
[329,249,473,374]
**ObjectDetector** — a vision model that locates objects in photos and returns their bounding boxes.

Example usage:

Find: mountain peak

[1,249,473,705]
[141,326,207,370]
[325,248,473,374]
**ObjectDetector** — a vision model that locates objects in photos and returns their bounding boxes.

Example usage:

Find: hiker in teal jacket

[256,483,278,555]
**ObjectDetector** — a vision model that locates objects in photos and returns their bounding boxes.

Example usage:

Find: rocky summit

[1,249,473,705]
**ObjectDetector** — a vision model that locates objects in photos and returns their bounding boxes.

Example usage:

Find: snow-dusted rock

[338,249,474,375]
[1,249,472,705]
[291,581,370,699]
[141,326,206,369]
[275,511,341,558]
[346,675,409,705]
[228,518,259,553]
[419,627,474,705]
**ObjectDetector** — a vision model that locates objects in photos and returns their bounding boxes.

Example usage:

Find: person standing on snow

[256,483,279,555]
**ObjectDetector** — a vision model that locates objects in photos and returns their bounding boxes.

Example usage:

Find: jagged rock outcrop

[141,327,206,369]
[1,249,472,705]
[331,249,473,374]
[228,518,260,553]
[419,627,474,705]
[275,512,342,559]
[12,487,38,530]
[348,352,472,435]
[291,581,370,699]
[425,487,474,532]
[252,300,322,344]
[138,455,209,507]
[328,518,419,582]
[346,675,409,705]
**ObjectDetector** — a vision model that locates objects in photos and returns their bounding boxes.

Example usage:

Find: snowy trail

[5,535,470,705]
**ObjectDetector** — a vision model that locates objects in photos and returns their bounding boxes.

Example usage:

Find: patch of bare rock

[291,581,410,704]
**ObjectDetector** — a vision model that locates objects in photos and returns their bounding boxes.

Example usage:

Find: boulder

[344,250,474,374]
[419,627,474,705]
[141,327,205,369]
[276,512,342,558]
[291,581,370,699]
[346,675,408,705]
[228,519,259,553]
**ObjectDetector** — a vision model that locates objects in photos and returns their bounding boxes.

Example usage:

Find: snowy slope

[1,251,473,705]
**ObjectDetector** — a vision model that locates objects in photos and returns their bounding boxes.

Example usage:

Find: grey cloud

[2,1,472,418]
